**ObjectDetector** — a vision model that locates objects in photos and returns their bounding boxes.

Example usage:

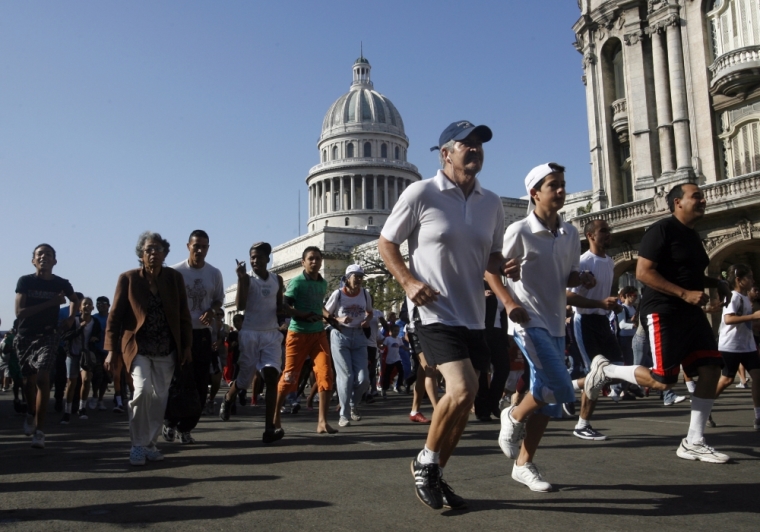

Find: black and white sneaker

[573,425,607,441]
[676,438,729,463]
[562,402,576,417]
[410,459,443,510]
[220,398,233,421]
[162,424,176,442]
[439,477,467,510]
[584,355,611,401]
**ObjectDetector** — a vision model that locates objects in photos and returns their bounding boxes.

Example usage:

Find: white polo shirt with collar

[502,212,580,337]
[381,170,504,329]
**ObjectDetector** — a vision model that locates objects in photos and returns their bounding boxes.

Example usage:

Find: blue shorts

[513,327,574,418]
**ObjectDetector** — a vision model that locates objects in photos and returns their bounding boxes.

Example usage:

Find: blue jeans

[330,327,369,418]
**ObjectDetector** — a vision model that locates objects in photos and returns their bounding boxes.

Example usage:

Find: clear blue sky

[0,1,589,326]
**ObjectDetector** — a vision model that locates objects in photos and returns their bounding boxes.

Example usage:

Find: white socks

[418,446,440,465]
[575,417,590,430]
[410,411,419,416]
[65,402,72,414]
[686,380,697,394]
[79,400,86,410]
[687,396,714,444]
[572,380,581,392]
[603,365,639,385]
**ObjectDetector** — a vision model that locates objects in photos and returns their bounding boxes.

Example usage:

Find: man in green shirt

[273,246,338,435]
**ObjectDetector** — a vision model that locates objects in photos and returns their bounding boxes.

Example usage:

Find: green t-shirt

[285,271,328,334]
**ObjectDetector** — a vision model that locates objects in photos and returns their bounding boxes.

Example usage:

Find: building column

[651,30,675,175]
[362,175,367,209]
[383,176,389,210]
[666,18,693,176]
[373,175,378,209]
[350,175,355,210]
[392,176,398,207]
[339,175,345,211]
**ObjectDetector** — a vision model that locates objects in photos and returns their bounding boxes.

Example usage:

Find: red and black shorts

[644,312,723,384]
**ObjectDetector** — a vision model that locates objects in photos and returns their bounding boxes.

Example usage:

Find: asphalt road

[1,384,758,531]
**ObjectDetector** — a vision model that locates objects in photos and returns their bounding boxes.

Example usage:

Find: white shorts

[236,329,283,388]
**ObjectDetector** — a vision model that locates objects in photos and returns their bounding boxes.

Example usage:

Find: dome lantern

[352,54,372,88]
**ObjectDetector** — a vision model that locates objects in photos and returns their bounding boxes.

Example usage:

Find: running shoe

[291,403,301,415]
[31,430,45,449]
[562,402,576,417]
[498,406,526,459]
[512,462,552,492]
[676,438,729,463]
[78,408,88,420]
[262,428,285,444]
[113,403,125,414]
[23,414,35,436]
[60,413,71,425]
[735,382,748,389]
[439,477,467,510]
[130,446,146,466]
[410,459,443,510]
[162,424,176,442]
[338,416,351,427]
[573,425,607,441]
[144,445,164,461]
[706,414,717,428]
[410,412,431,423]
[220,398,233,421]
[97,400,107,411]
[87,397,97,410]
[584,355,611,400]
[350,408,361,421]
[664,394,686,406]
[178,432,195,444]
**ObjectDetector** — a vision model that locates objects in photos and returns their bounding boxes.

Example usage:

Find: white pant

[129,354,175,447]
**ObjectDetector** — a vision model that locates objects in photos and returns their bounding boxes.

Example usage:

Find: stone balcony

[709,45,760,99]
[570,171,760,233]
[308,157,420,177]
[611,98,628,143]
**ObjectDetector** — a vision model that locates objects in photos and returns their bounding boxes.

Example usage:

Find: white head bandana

[524,163,556,214]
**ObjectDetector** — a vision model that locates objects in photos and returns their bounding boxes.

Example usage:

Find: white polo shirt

[503,212,580,337]
[381,170,504,329]
[572,250,615,316]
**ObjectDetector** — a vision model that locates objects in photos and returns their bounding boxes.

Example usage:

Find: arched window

[368,216,373,225]
[345,217,350,226]
[612,46,625,100]
[347,143,354,158]
[364,142,372,157]
[381,143,388,158]
[332,146,338,160]
[708,0,760,59]
[394,146,400,159]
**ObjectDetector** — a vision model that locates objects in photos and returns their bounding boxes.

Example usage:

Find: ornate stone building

[567,0,760,296]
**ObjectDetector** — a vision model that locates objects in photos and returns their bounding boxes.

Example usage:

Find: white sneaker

[338,416,351,427]
[145,445,165,461]
[31,430,45,449]
[584,356,610,400]
[350,408,362,421]
[735,382,748,389]
[512,462,552,492]
[87,397,97,410]
[676,438,729,464]
[498,406,525,459]
[23,414,35,436]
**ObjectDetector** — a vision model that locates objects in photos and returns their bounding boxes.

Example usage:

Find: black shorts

[720,350,760,377]
[578,314,624,364]
[644,312,722,384]
[414,323,489,373]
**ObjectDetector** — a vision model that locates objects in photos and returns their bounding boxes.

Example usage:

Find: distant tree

[350,246,406,312]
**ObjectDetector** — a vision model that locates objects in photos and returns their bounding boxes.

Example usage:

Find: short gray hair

[439,140,456,168]
[135,231,170,264]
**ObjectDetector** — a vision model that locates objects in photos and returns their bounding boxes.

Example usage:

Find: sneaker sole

[130,460,146,466]
[584,356,610,400]
[676,447,729,464]
[572,431,607,441]
[410,461,443,510]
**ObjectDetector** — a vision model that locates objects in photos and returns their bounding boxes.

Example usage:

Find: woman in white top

[324,264,372,427]
[715,263,760,429]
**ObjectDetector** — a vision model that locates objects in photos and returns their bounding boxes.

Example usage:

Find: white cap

[345,264,365,277]
[524,163,556,214]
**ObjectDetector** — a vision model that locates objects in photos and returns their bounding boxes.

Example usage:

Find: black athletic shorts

[415,323,490,373]
[720,350,760,377]
[644,311,723,384]
[578,314,624,364]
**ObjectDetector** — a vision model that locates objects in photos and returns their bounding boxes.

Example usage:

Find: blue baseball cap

[430,120,493,151]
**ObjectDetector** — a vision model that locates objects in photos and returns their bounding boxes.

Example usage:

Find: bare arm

[234,259,249,311]
[15,292,67,320]
[724,310,760,324]
[566,291,621,312]
[378,236,439,306]
[484,270,529,324]
[636,257,707,306]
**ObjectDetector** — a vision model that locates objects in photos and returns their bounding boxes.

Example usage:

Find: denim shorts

[513,327,575,418]
[65,355,81,378]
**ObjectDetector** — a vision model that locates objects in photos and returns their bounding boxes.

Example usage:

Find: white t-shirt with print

[719,291,758,353]
[325,288,372,328]
[383,335,401,364]
[172,260,225,330]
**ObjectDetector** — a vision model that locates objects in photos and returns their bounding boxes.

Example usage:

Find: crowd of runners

[3,120,760,510]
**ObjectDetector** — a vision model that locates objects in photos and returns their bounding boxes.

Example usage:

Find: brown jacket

[104,267,193,371]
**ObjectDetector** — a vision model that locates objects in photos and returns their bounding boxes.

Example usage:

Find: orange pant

[278,331,333,394]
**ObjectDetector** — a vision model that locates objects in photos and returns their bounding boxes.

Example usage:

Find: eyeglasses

[143,246,164,255]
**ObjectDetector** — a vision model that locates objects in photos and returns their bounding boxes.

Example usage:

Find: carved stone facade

[572,0,760,294]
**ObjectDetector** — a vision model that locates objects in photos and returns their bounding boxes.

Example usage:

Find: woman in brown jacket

[104,231,192,466]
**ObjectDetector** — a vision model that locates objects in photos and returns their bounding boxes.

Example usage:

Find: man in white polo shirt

[379,120,521,511]
[497,163,597,492]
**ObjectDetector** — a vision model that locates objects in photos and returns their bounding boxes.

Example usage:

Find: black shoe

[262,428,285,444]
[410,459,443,510]
[291,403,300,415]
[220,398,233,421]
[54,398,63,413]
[628,385,645,398]
[562,402,576,417]
[60,413,71,425]
[439,477,467,510]
[706,414,717,428]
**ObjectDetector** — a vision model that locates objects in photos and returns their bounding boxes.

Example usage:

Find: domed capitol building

[222,55,528,318]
